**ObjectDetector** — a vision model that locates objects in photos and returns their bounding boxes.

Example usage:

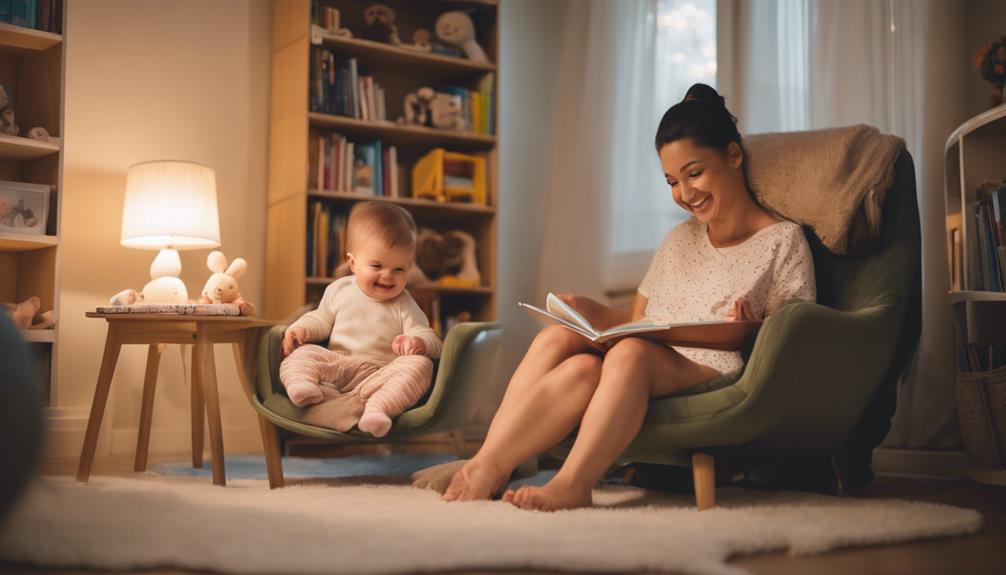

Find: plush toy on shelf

[360,4,400,45]
[3,296,54,330]
[0,84,18,136]
[402,87,436,127]
[400,28,432,52]
[435,11,488,63]
[414,227,480,288]
[199,251,255,316]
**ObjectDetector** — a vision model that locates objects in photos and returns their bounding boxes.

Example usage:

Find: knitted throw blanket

[744,125,905,255]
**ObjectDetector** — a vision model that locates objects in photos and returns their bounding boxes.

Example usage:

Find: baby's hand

[726,298,756,322]
[393,334,426,356]
[282,326,308,356]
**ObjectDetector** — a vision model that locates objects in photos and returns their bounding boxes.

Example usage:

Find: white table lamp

[121,160,221,304]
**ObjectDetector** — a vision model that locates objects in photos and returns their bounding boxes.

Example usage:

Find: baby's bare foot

[509,479,592,512]
[442,457,509,502]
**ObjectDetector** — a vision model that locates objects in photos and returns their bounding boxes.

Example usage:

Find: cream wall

[50,0,272,457]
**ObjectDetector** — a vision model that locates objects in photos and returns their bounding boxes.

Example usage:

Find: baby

[280,202,442,437]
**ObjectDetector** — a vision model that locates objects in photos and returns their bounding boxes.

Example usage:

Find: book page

[544,293,597,336]
[518,302,596,340]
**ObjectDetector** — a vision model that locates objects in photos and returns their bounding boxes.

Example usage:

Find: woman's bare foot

[442,457,509,502]
[502,477,592,511]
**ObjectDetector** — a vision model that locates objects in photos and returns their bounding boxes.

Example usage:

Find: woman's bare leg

[442,326,601,501]
[509,338,719,511]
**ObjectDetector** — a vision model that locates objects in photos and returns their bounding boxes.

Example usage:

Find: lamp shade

[120,160,221,250]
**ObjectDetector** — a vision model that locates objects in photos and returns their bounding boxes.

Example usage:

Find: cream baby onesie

[280,275,443,437]
[638,218,816,376]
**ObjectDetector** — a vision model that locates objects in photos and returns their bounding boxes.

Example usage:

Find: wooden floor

[4,450,1005,575]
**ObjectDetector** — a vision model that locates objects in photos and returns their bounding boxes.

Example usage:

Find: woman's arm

[629,293,648,323]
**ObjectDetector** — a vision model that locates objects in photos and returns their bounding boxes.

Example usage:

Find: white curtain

[728,0,967,449]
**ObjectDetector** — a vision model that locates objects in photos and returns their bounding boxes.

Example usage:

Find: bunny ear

[207,251,227,273]
[225,257,247,279]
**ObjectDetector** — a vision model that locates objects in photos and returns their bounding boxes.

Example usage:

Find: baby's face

[348,242,413,301]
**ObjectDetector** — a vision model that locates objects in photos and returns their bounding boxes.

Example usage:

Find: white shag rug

[0,476,982,575]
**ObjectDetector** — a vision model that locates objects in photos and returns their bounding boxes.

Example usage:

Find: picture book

[519,293,761,351]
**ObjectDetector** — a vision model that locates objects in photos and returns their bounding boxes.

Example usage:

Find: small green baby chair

[248,321,501,488]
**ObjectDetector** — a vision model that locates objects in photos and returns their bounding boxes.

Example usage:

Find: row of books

[306,201,347,279]
[432,76,495,136]
[309,131,401,198]
[0,0,60,33]
[310,50,389,121]
[970,182,1006,292]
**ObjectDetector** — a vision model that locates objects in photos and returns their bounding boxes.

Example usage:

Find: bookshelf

[267,0,498,335]
[944,104,1006,485]
[0,6,64,407]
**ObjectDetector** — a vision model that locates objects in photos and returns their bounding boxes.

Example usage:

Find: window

[607,0,717,289]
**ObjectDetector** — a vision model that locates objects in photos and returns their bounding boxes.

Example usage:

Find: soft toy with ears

[435,11,488,63]
[200,251,255,315]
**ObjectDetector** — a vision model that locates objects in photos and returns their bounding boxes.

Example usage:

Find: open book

[518,293,761,351]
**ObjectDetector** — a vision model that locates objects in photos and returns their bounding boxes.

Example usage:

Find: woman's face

[658,138,743,223]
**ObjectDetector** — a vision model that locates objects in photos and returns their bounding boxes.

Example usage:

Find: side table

[77,313,276,486]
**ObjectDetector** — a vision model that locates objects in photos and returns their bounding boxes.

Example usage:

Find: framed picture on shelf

[0,179,50,235]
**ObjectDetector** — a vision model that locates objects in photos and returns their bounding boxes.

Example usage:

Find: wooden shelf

[950,290,1006,303]
[0,233,58,252]
[20,329,56,343]
[0,22,61,52]
[308,113,496,151]
[268,0,497,324]
[305,277,493,295]
[317,32,495,79]
[0,134,59,162]
[308,190,494,216]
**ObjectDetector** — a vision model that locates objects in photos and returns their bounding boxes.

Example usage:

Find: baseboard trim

[872,447,966,479]
[43,408,263,459]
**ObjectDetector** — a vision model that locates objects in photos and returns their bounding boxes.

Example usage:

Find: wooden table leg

[191,342,204,469]
[134,344,162,472]
[232,340,285,489]
[77,324,122,482]
[197,329,226,486]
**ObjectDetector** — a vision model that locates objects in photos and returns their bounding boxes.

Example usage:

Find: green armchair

[249,321,502,488]
[552,150,922,508]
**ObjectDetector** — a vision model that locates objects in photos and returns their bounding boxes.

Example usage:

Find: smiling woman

[437,84,817,512]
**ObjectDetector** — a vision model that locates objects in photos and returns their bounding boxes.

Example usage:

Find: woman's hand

[282,326,308,356]
[393,334,426,356]
[725,298,757,322]
[556,294,623,329]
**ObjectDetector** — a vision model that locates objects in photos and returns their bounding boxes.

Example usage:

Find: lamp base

[142,248,189,304]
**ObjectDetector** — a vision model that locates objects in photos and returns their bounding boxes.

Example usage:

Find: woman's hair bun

[682,83,725,108]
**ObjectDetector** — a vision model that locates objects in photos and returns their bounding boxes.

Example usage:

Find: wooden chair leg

[134,344,162,472]
[190,343,205,469]
[77,326,122,482]
[257,414,285,489]
[692,453,716,511]
[196,331,226,486]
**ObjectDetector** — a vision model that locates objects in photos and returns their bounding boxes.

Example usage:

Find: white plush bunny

[200,251,255,315]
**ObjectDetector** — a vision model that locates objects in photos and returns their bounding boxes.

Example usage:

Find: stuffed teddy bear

[200,251,255,315]
[360,4,400,45]
[414,228,480,287]
[435,11,488,63]
[402,87,436,127]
